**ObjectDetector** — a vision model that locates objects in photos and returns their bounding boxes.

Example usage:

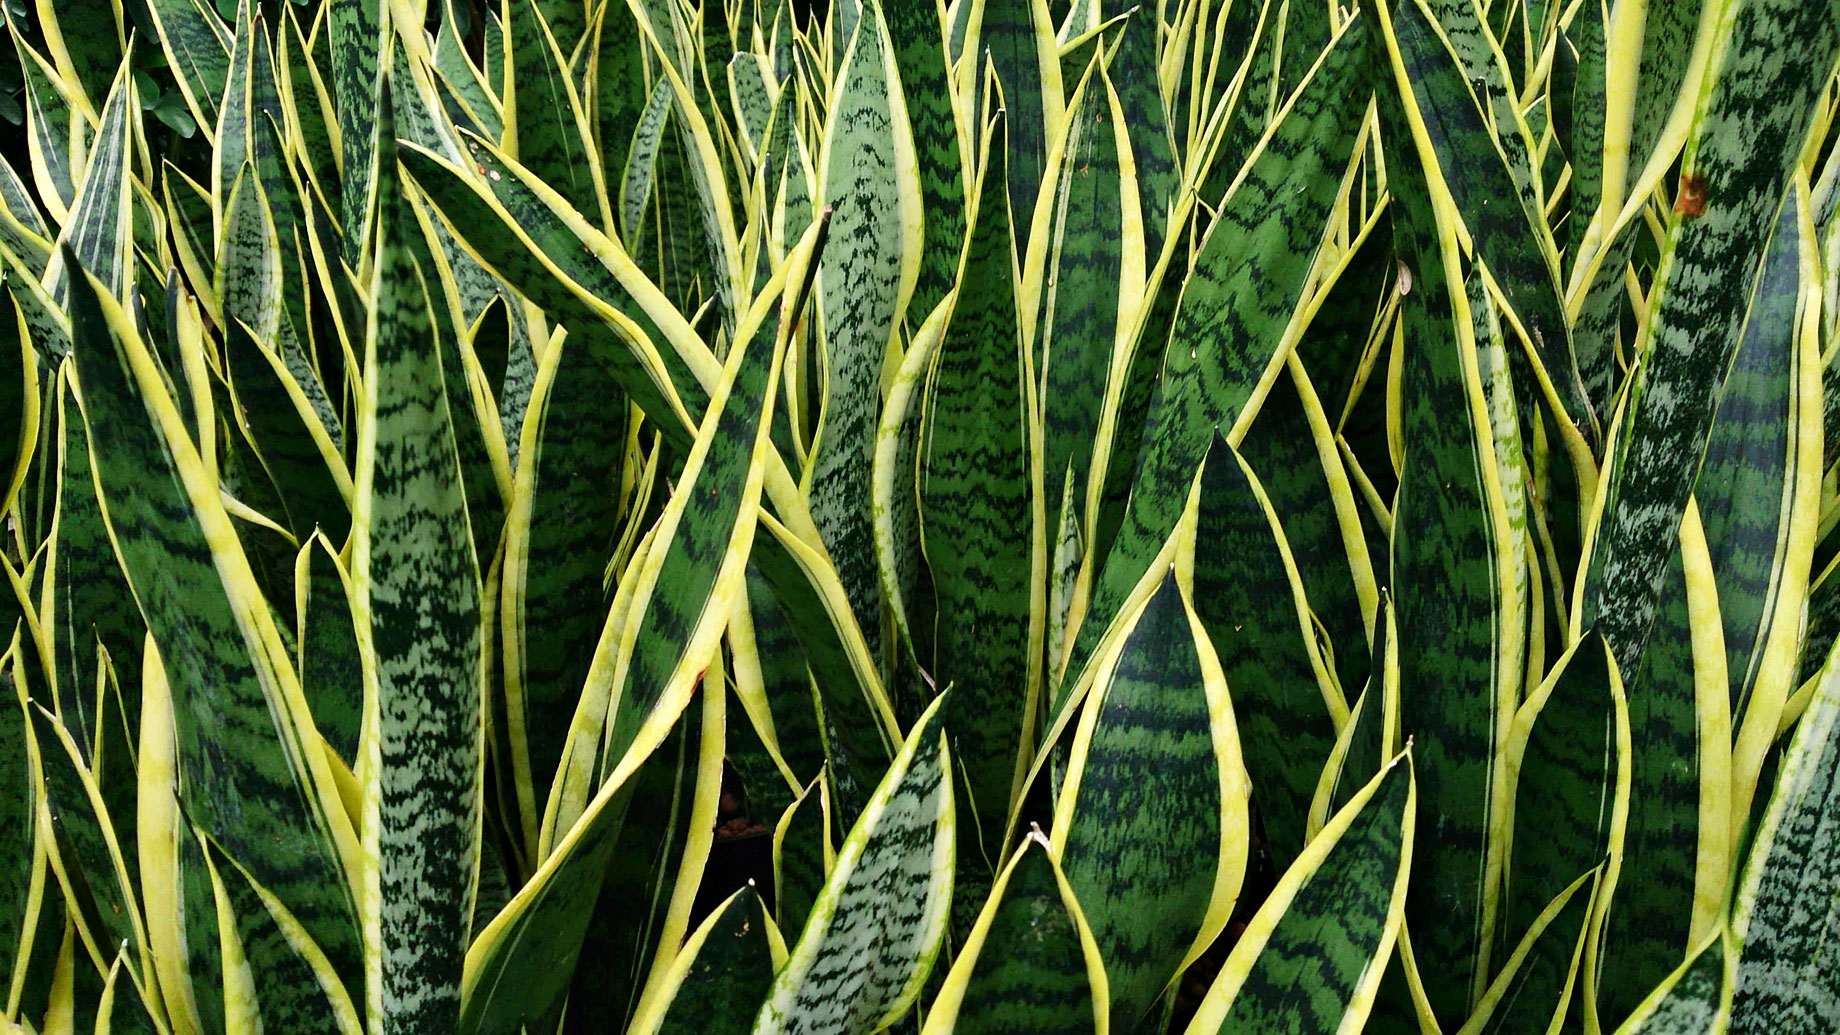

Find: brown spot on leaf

[1674,174,1709,218]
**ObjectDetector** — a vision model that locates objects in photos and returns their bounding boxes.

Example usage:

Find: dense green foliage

[1,0,1839,1032]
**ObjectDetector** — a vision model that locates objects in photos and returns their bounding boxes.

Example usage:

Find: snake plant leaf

[619,78,675,249]
[1462,869,1599,1035]
[629,886,782,1035]
[565,661,727,1035]
[919,832,1108,1035]
[67,245,365,997]
[503,0,611,234]
[1038,55,1131,555]
[0,288,32,524]
[42,61,132,308]
[462,687,723,1034]
[772,772,832,938]
[144,0,232,142]
[12,31,78,222]
[1696,182,1820,737]
[1054,573,1249,1029]
[1239,351,1381,706]
[0,635,36,999]
[535,224,795,849]
[45,368,132,750]
[589,0,643,187]
[1191,433,1344,866]
[740,564,830,794]
[1578,0,1840,677]
[964,0,1059,252]
[295,533,362,765]
[728,53,774,163]
[1500,634,1627,964]
[1387,0,1593,452]
[1065,15,1368,700]
[1319,592,1400,827]
[350,87,485,1034]
[278,8,341,201]
[1601,505,1729,1026]
[1613,933,1733,1035]
[1374,6,1530,1014]
[810,0,920,659]
[885,0,963,321]
[500,315,628,862]
[203,835,363,1033]
[1183,752,1414,1035]
[920,110,1037,857]
[401,135,709,444]
[1104,8,1176,263]
[1728,632,1840,1033]
[328,0,383,265]
[752,689,955,1035]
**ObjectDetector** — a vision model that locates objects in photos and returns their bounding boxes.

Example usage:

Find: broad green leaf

[1190,433,1344,865]
[47,368,142,764]
[1500,634,1627,962]
[963,0,1059,252]
[67,245,365,1008]
[920,111,1037,854]
[204,837,361,1033]
[810,0,921,658]
[919,833,1108,1035]
[401,134,709,444]
[296,533,362,764]
[462,232,789,1031]
[351,86,486,1035]
[1053,574,1249,1029]
[751,690,955,1035]
[1728,631,1840,1033]
[0,647,36,1010]
[1183,753,1414,1035]
[1388,0,1595,454]
[1579,0,1840,677]
[772,772,831,938]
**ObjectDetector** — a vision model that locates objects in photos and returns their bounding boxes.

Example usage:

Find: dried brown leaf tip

[1674,174,1709,218]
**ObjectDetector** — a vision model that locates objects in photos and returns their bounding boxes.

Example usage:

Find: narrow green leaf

[67,245,366,1004]
[920,112,1035,853]
[810,0,920,657]
[1066,16,1369,699]
[630,886,781,1035]
[752,690,955,1035]
[142,0,232,143]
[1192,430,1346,864]
[504,0,611,233]
[1613,933,1732,1035]
[1580,0,1840,675]
[352,85,486,1034]
[45,61,134,306]
[1183,754,1414,1035]
[920,833,1108,1035]
[1729,633,1840,1033]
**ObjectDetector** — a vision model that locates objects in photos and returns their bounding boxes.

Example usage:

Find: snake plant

[1,0,1839,1031]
